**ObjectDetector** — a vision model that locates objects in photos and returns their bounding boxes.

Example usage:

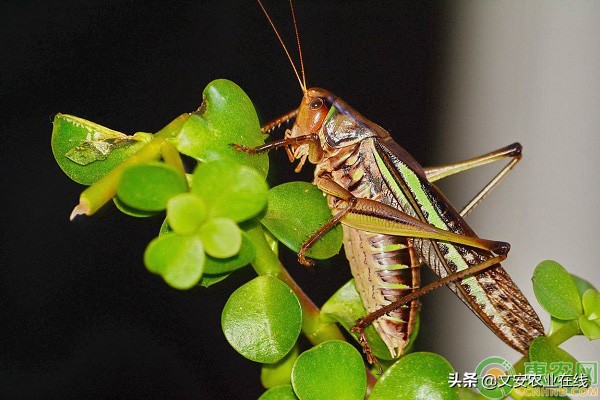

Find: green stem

[70,138,166,219]
[245,224,345,343]
[245,224,378,391]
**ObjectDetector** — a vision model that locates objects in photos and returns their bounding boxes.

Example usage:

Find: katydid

[238,0,545,366]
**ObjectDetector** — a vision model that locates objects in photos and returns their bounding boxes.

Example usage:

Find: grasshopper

[237,0,544,365]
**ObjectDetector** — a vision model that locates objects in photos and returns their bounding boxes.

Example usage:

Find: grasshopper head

[286,88,335,172]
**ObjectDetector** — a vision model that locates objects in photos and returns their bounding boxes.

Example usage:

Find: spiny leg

[232,133,317,154]
[424,142,522,218]
[297,176,512,267]
[350,254,507,367]
[261,108,299,135]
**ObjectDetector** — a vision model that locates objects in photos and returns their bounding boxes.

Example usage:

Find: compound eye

[309,97,324,110]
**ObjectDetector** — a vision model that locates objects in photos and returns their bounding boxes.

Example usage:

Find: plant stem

[70,138,166,219]
[245,223,379,390]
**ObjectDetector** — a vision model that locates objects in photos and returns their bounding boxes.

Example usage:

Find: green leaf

[532,260,582,320]
[117,162,187,211]
[198,272,232,287]
[291,341,366,400]
[52,114,150,185]
[113,197,158,218]
[579,289,600,340]
[261,345,299,389]
[321,279,400,360]
[370,352,457,400]
[204,232,255,274]
[198,217,242,258]
[529,336,579,382]
[144,233,205,290]
[222,276,302,363]
[258,385,299,400]
[173,79,268,176]
[582,289,600,319]
[457,388,486,399]
[166,193,207,235]
[192,160,268,222]
[571,274,597,298]
[261,182,343,260]
[578,315,600,340]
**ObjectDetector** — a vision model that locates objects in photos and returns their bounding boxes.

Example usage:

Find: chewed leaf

[291,341,366,400]
[173,79,268,176]
[52,114,150,185]
[221,276,301,363]
[66,135,139,165]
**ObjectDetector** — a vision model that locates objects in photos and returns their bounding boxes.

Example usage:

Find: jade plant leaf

[52,114,151,185]
[529,337,579,380]
[198,272,232,288]
[203,232,255,274]
[144,232,205,290]
[198,218,242,258]
[117,162,187,211]
[370,352,457,400]
[321,279,399,360]
[532,260,582,320]
[261,345,299,389]
[261,182,343,260]
[192,160,268,222]
[258,385,299,400]
[222,276,302,363]
[166,193,207,235]
[113,197,158,218]
[579,289,600,339]
[172,79,268,176]
[291,341,366,400]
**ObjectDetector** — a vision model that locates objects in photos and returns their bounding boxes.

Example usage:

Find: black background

[0,1,447,398]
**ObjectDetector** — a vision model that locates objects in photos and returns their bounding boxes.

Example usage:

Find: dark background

[0,1,447,398]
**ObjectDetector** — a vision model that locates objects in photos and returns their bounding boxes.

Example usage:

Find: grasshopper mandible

[237,0,545,365]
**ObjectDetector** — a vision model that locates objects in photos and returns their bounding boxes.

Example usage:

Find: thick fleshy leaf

[144,233,205,289]
[173,79,268,176]
[261,345,299,389]
[198,272,232,288]
[261,182,343,260]
[204,232,255,274]
[578,315,600,340]
[192,160,268,222]
[198,218,242,258]
[456,388,486,399]
[258,385,299,400]
[222,276,301,363]
[572,274,597,298]
[291,341,366,400]
[167,193,207,235]
[529,337,579,380]
[370,352,457,400]
[117,162,187,211]
[580,289,600,340]
[113,197,158,218]
[52,114,151,185]
[532,260,582,320]
[321,279,402,360]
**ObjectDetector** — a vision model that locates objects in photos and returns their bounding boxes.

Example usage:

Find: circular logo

[475,356,516,398]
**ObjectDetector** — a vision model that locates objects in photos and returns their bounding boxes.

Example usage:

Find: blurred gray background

[425,0,600,375]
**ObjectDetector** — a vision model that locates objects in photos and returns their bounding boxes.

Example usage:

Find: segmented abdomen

[343,226,420,358]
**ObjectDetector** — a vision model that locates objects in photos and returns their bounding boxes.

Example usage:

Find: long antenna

[289,0,306,89]
[257,0,306,93]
